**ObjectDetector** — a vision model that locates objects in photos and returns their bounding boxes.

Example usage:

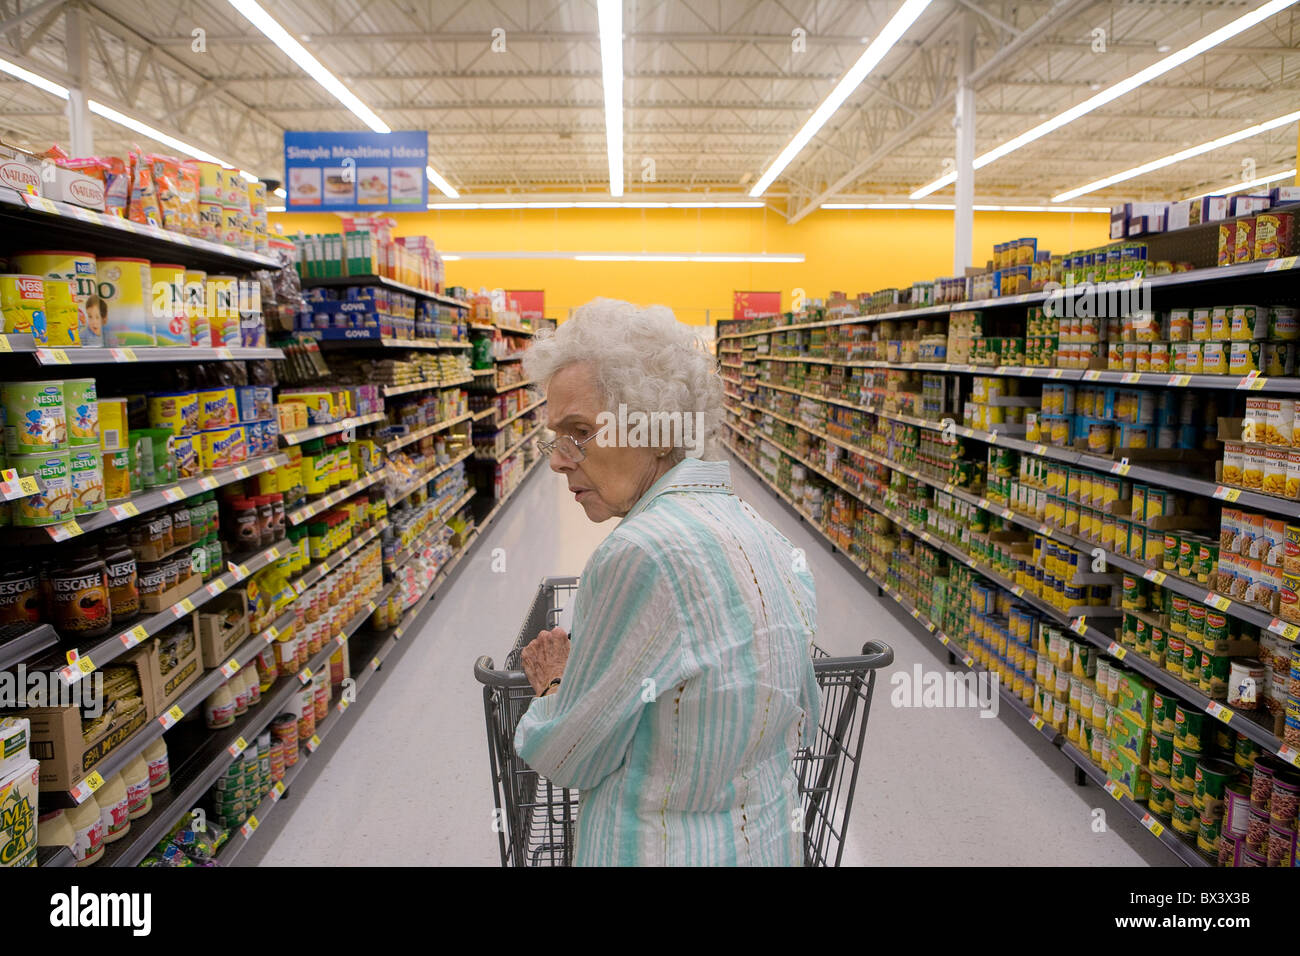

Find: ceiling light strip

[1051,110,1300,202]
[1182,168,1297,202]
[597,0,624,197]
[822,202,1111,212]
[910,0,1300,199]
[429,251,804,263]
[749,0,934,198]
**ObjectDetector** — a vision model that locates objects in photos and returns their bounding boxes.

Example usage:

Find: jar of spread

[204,682,235,729]
[47,552,111,639]
[170,501,191,546]
[204,534,221,582]
[101,533,139,623]
[122,753,152,819]
[65,795,105,866]
[97,771,130,844]
[268,492,285,541]
[226,497,260,551]
[36,809,76,851]
[130,512,170,562]
[143,737,170,793]
[254,495,274,548]
[171,552,191,587]
[0,561,40,625]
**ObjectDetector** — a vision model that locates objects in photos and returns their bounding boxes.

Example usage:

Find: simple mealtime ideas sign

[284,131,428,212]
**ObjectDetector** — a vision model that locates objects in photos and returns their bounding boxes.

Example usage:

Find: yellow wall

[270,207,1110,325]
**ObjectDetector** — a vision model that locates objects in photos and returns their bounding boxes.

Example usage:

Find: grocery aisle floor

[247,453,1167,867]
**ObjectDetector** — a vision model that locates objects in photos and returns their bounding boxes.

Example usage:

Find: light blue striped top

[514,457,820,866]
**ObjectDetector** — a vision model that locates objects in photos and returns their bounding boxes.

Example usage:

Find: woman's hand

[521,627,570,696]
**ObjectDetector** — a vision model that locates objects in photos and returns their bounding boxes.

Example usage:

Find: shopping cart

[473,576,893,867]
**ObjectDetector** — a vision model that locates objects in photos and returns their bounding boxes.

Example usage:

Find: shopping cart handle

[474,655,527,688]
[811,640,894,674]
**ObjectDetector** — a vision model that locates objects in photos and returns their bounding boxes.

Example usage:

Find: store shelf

[286,470,386,525]
[37,846,74,867]
[733,408,1300,772]
[18,453,290,544]
[383,413,474,454]
[494,354,525,363]
[472,369,495,377]
[0,187,280,271]
[726,441,1216,868]
[0,345,287,366]
[387,448,474,507]
[289,520,389,596]
[278,412,386,446]
[477,378,535,395]
[54,536,293,691]
[382,377,473,397]
[496,324,535,336]
[0,623,58,672]
[300,274,470,309]
[479,399,545,432]
[310,334,471,351]
[386,489,477,572]
[1058,740,1212,867]
[476,424,544,464]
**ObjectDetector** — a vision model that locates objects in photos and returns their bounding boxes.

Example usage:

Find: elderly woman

[514,298,820,867]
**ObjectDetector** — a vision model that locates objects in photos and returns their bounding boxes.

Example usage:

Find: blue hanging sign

[284,131,428,212]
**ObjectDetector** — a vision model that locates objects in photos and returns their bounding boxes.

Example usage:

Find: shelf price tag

[160,486,185,503]
[76,655,95,676]
[240,815,259,837]
[158,704,185,729]
[1143,569,1167,585]
[120,623,149,648]
[962,655,974,668]
[371,656,382,670]
[1265,255,1298,272]
[337,698,350,713]
[220,658,240,678]
[306,734,321,753]
[1169,375,1192,387]
[198,476,219,490]
[1083,369,1103,381]
[1029,715,1045,732]
[109,501,140,520]
[1109,461,1131,477]
[1236,371,1266,390]
[71,770,106,804]
[1121,372,1142,384]
[1277,744,1300,767]
[46,519,83,541]
[298,667,313,684]
[1212,486,1242,503]
[205,580,228,597]
[271,781,286,802]
[1071,616,1088,635]
[227,736,248,758]
[39,348,70,365]
[1106,641,1127,661]
[1103,779,1122,800]
[1206,701,1234,724]
[1204,593,1231,612]
[1267,619,1300,641]
[335,632,347,647]
[215,347,235,360]
[1140,813,1165,837]
[109,348,137,362]
[1011,585,1025,597]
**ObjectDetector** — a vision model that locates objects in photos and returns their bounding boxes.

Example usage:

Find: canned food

[2,380,66,454]
[1175,703,1206,752]
[1172,745,1200,794]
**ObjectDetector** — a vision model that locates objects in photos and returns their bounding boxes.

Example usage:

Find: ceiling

[0,0,1295,218]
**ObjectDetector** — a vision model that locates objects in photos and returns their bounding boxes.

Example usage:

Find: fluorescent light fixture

[911,0,1300,199]
[1052,109,1300,202]
[274,187,287,199]
[0,56,68,98]
[425,200,765,210]
[441,255,462,261]
[434,251,804,262]
[749,0,933,197]
[1183,167,1297,201]
[597,0,624,196]
[267,205,286,213]
[88,101,226,164]
[227,0,390,133]
[426,164,458,199]
[822,202,1110,212]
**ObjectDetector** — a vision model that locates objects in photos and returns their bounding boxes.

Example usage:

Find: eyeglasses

[536,430,599,463]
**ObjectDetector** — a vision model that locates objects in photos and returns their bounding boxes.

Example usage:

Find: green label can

[1186,602,1206,640]
[1172,746,1201,793]
[1182,639,1201,684]
[1203,611,1231,652]
[1149,625,1168,667]
[1149,731,1175,776]
[1165,634,1185,675]
[1163,532,1179,572]
[1235,735,1262,770]
[1175,703,1206,752]
[1200,650,1231,697]
[2,380,66,455]
[1178,536,1197,577]
[1152,690,1179,734]
[10,450,72,526]
[1170,595,1189,634]
[1197,541,1219,586]
[63,378,98,447]
[67,445,104,515]
[1172,792,1198,833]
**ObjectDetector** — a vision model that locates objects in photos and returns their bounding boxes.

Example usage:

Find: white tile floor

[244,454,1169,867]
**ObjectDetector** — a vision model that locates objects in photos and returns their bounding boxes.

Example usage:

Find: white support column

[64,5,93,155]
[953,10,976,275]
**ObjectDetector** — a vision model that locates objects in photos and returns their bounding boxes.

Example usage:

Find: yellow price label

[1171,375,1191,387]
[1205,593,1231,612]
[112,501,140,519]
[1214,486,1242,503]
[84,770,105,793]
[1071,616,1087,634]
[1084,370,1102,381]
[77,656,95,675]
[300,667,313,682]
[17,475,38,495]
[1049,369,1065,379]
[167,704,184,722]
[309,734,321,750]
[177,597,196,614]
[48,518,83,541]
[371,657,381,670]
[45,348,69,364]
[244,815,259,833]
[1270,619,1300,641]
[110,347,137,362]
[1208,702,1234,723]
[273,781,285,797]
[130,624,148,642]
[0,335,11,353]
[1030,716,1045,731]
[1143,570,1166,585]
[221,658,240,677]
[235,736,248,752]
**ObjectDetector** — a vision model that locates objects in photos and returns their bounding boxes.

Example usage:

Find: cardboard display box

[140,572,203,615]
[196,589,250,669]
[16,645,155,792]
[148,624,204,715]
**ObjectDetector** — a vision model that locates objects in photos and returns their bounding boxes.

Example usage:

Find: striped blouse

[514,457,820,866]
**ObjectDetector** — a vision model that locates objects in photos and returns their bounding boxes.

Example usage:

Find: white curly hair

[523,297,725,459]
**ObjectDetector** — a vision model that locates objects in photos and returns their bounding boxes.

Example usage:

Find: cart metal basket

[474,576,893,867]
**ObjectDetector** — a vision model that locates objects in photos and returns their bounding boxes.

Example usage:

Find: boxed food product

[147,624,203,714]
[0,758,39,866]
[196,589,250,668]
[21,645,155,792]
[0,717,30,780]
